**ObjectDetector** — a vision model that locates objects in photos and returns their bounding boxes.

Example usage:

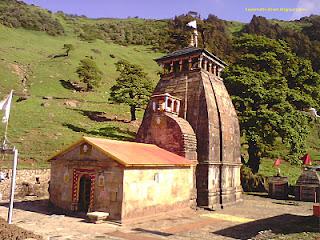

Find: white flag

[0,90,13,123]
[187,20,197,29]
[308,107,320,118]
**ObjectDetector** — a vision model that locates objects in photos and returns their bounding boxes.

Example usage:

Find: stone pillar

[152,101,156,111]
[213,65,217,76]
[198,56,203,69]
[160,63,165,75]
[171,99,175,113]
[164,95,169,111]
[170,62,174,73]
[176,101,180,114]
[204,60,208,71]
[217,68,222,78]
[208,62,212,73]
[188,58,192,70]
[179,60,183,72]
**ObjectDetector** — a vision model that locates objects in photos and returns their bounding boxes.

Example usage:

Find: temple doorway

[78,175,91,212]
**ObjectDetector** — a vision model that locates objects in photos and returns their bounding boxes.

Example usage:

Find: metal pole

[7,148,18,224]
[184,76,188,119]
[2,121,9,146]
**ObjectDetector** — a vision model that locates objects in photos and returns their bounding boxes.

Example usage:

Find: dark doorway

[78,175,91,212]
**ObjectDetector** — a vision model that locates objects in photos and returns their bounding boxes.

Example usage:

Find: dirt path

[0,194,318,240]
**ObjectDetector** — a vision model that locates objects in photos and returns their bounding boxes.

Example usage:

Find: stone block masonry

[0,169,50,200]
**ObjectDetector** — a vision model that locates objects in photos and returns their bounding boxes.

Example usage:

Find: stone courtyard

[0,194,318,240]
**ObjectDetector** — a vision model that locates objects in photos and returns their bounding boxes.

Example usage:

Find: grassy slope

[0,24,161,168]
[0,10,318,180]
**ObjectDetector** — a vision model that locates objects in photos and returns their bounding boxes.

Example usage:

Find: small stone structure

[87,211,109,224]
[49,137,194,223]
[295,167,320,202]
[0,169,50,200]
[268,176,288,200]
[137,47,242,209]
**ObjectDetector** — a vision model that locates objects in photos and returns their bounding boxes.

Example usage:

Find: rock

[16,96,30,102]
[64,100,79,108]
[41,102,50,107]
[43,96,53,100]
[87,212,109,224]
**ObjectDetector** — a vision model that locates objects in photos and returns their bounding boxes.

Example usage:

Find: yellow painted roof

[49,136,193,167]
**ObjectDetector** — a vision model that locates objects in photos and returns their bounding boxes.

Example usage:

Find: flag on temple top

[186,20,197,29]
[301,153,312,165]
[273,158,281,167]
[308,107,320,118]
[0,90,13,124]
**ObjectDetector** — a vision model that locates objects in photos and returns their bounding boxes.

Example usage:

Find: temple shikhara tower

[137,29,242,209]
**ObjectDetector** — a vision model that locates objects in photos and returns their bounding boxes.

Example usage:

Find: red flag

[301,154,312,165]
[273,158,281,167]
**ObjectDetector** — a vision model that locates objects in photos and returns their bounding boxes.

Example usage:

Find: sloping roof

[155,47,227,67]
[49,136,193,167]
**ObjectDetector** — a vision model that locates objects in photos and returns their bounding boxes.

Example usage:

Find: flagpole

[3,116,9,146]
[7,147,18,224]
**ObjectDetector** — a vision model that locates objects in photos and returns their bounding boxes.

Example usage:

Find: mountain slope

[0,24,161,167]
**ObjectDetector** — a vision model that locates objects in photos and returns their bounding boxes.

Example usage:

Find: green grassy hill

[0,23,162,168]
[0,1,319,182]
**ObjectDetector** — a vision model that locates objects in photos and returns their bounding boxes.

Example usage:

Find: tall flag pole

[7,147,18,224]
[0,90,13,146]
[0,90,18,224]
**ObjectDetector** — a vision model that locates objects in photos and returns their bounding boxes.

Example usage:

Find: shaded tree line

[0,0,64,35]
[223,34,320,172]
[242,15,320,72]
[165,13,233,59]
[77,19,169,51]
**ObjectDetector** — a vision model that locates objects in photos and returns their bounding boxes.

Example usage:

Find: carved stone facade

[137,47,242,209]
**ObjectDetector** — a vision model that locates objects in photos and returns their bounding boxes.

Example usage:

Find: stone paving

[0,194,317,240]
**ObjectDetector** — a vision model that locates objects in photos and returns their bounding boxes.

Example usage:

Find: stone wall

[122,167,193,220]
[0,169,50,200]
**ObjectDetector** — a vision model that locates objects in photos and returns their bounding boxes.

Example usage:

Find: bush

[241,165,268,192]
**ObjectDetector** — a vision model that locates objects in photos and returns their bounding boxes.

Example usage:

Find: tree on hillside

[109,60,153,121]
[76,57,102,91]
[302,16,320,41]
[223,34,320,173]
[165,14,233,59]
[63,44,75,57]
[242,15,320,72]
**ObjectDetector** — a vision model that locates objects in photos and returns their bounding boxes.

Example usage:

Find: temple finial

[187,20,198,47]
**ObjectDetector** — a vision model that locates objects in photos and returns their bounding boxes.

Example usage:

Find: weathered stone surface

[87,211,109,224]
[0,169,50,200]
[50,140,193,223]
[122,167,193,219]
[136,48,242,209]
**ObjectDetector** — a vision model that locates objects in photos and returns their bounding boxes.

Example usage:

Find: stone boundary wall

[0,169,50,200]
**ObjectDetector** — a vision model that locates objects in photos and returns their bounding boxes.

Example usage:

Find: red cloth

[301,154,312,165]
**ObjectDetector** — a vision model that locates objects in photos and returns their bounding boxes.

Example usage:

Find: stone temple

[48,33,242,223]
[136,37,242,209]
